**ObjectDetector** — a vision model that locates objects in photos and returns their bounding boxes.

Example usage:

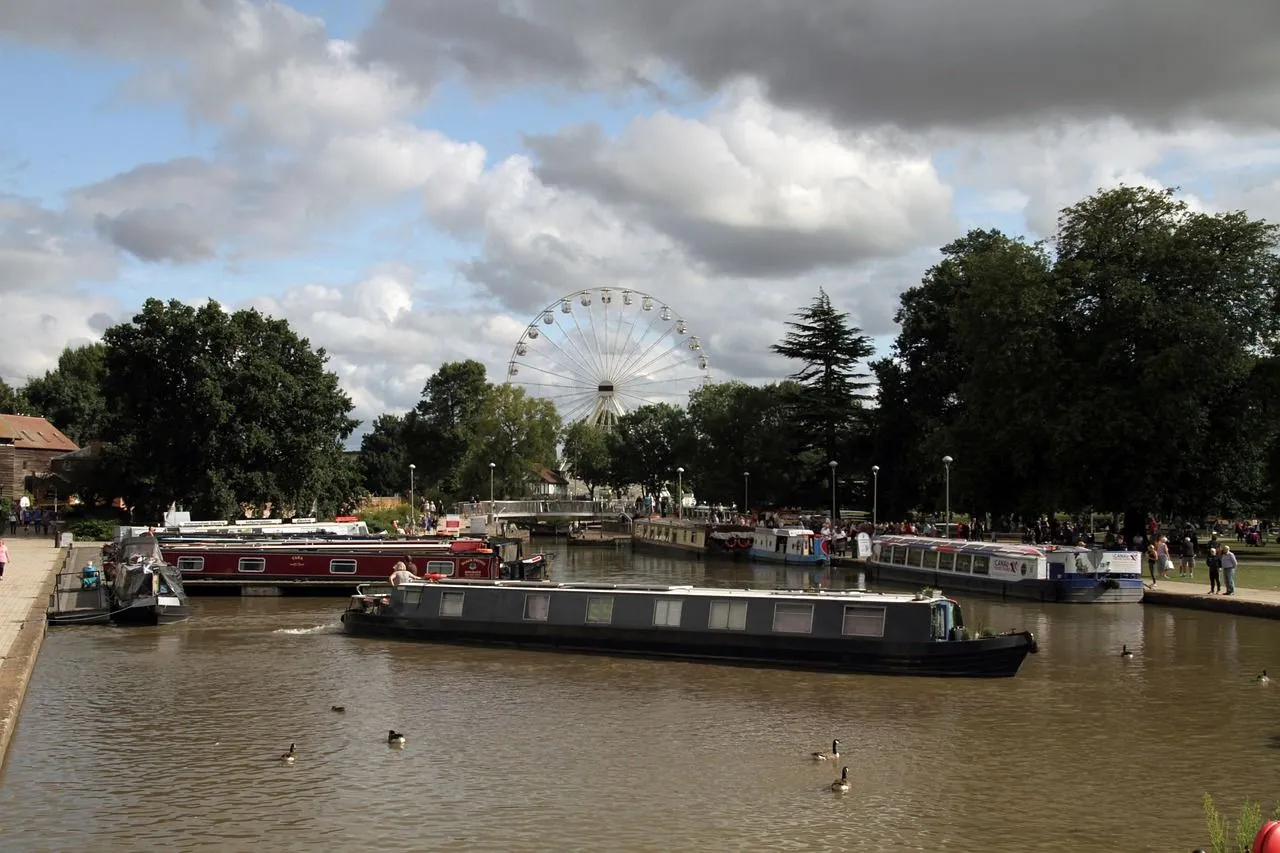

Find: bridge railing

[451,499,624,518]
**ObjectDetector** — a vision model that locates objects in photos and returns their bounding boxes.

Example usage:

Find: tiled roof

[532,464,568,486]
[0,414,80,452]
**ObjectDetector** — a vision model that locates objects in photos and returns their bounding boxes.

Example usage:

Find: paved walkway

[0,536,65,763]
[1141,578,1280,619]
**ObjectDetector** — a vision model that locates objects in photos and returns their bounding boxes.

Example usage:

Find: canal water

[0,543,1276,852]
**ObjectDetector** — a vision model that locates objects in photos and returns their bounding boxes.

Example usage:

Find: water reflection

[1,541,1278,852]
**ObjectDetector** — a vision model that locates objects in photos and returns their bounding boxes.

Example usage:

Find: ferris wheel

[505,288,710,427]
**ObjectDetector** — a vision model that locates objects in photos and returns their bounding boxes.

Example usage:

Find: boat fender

[1254,820,1280,853]
[427,573,447,582]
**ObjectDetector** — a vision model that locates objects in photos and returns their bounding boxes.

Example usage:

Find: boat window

[427,560,455,576]
[909,549,925,568]
[972,555,991,575]
[176,557,204,572]
[330,559,357,575]
[921,550,939,569]
[708,600,748,631]
[955,554,972,573]
[772,603,814,634]
[889,545,903,564]
[402,586,422,606]
[524,593,550,621]
[842,605,886,638]
[653,599,683,627]
[238,557,266,573]
[937,551,955,571]
[439,591,465,617]
[585,596,614,625]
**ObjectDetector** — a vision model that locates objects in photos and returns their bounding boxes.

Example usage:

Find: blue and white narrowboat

[866,536,1144,603]
[749,526,831,566]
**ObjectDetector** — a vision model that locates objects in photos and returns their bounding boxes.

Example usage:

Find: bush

[359,504,414,534]
[66,518,118,541]
[1203,793,1280,852]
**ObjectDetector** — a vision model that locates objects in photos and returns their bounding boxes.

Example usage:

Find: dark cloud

[364,0,1280,131]
[93,207,214,263]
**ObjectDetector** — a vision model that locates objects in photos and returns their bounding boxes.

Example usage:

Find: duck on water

[341,579,1039,678]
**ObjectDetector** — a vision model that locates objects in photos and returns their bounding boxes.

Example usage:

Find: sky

[2,0,1278,433]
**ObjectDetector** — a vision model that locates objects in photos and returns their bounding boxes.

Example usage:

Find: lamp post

[743,471,749,517]
[828,460,838,534]
[489,462,496,525]
[942,455,953,538]
[676,467,684,519]
[871,465,879,529]
[408,463,415,531]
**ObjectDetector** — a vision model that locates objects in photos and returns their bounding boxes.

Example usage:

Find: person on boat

[81,560,100,589]
[388,561,417,587]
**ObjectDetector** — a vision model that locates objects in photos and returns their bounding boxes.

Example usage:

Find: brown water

[1,544,1277,852]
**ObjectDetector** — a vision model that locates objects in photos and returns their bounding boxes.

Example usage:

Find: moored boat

[631,518,754,559]
[341,579,1038,677]
[48,536,190,626]
[866,535,1144,603]
[159,535,546,590]
[748,526,831,566]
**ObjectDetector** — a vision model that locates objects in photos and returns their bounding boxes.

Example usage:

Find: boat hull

[863,560,1144,603]
[748,549,830,566]
[341,611,1034,677]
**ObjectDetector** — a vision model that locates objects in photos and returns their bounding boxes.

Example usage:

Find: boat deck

[382,578,936,605]
[47,570,112,625]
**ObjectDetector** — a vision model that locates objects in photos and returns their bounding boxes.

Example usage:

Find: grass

[1159,555,1280,591]
[1203,793,1280,852]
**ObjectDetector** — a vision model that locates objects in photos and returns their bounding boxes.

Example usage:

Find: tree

[1054,186,1280,532]
[21,343,108,445]
[99,298,359,520]
[460,383,561,499]
[771,289,875,475]
[608,403,696,503]
[561,420,612,499]
[407,360,490,501]
[359,413,410,496]
[0,378,30,415]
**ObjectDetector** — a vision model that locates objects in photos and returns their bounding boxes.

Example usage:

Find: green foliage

[67,518,117,541]
[21,343,107,444]
[460,383,561,499]
[771,288,874,469]
[0,377,30,414]
[358,503,415,534]
[98,298,359,521]
[561,420,612,498]
[359,413,410,495]
[1202,793,1280,853]
[608,403,696,500]
[406,360,490,500]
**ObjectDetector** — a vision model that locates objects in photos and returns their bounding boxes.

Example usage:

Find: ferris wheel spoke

[561,395,600,424]
[623,342,700,384]
[618,371,709,389]
[614,324,677,381]
[613,387,668,409]
[518,361,598,388]
[608,298,664,380]
[531,325,600,386]
[551,312,606,383]
[566,306,609,380]
[515,378,597,391]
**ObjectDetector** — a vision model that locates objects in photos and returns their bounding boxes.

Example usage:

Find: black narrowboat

[341,580,1038,678]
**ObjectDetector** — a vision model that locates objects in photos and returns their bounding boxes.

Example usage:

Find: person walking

[0,536,8,579]
[1220,545,1238,595]
[1207,547,1221,594]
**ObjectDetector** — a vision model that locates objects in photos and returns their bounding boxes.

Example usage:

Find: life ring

[816,538,831,556]
[426,572,447,582]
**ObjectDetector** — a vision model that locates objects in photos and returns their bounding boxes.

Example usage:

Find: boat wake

[273,622,342,636]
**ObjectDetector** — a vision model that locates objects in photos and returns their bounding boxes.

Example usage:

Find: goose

[279,743,297,764]
[1258,670,1271,684]
[387,730,407,746]
[1120,645,1134,659]
[331,705,346,713]
[811,739,840,761]
[830,766,850,793]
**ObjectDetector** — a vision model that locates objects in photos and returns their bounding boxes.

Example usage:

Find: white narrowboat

[748,527,831,566]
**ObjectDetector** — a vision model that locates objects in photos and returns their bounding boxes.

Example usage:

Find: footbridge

[452,499,625,522]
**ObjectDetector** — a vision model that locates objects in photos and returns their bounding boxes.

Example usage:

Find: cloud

[364,0,1280,132]
[525,85,953,276]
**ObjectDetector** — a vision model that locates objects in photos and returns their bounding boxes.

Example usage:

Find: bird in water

[331,705,346,713]
[1258,670,1271,684]
[1120,645,1134,659]
[830,767,850,793]
[387,730,407,746]
[279,743,297,764]
[811,739,840,761]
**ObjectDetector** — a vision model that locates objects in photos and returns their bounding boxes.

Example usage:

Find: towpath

[0,535,66,763]
[1141,579,1280,620]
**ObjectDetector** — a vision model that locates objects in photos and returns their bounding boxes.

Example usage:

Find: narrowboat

[159,536,546,591]
[631,518,754,559]
[341,580,1038,677]
[866,536,1145,603]
[48,537,190,626]
[748,526,831,566]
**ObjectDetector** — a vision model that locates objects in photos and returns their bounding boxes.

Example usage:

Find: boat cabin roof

[874,535,1097,558]
[755,526,817,538]
[378,578,947,607]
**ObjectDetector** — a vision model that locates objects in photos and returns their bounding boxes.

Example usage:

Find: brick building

[0,414,80,502]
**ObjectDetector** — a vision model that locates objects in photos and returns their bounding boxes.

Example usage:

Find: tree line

[3,186,1277,532]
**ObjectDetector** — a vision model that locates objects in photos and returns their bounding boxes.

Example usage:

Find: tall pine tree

[770,289,875,467]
